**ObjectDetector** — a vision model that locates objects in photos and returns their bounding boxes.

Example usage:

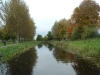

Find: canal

[0,43,100,75]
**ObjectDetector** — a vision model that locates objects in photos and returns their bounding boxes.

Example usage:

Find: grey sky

[24,0,82,38]
[24,0,100,38]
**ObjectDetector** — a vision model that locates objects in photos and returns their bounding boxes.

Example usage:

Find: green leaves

[36,34,43,41]
[52,18,70,40]
[47,31,53,40]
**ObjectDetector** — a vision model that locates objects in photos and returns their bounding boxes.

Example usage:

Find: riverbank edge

[48,40,100,68]
[0,41,41,62]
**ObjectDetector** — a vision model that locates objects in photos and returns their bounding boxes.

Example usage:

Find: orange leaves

[69,0,100,40]
[71,0,100,27]
[52,0,100,40]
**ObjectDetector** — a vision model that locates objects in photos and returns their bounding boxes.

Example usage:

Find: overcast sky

[24,0,100,38]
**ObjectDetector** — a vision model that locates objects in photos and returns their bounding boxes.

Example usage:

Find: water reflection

[33,44,74,75]
[0,58,9,75]
[0,43,100,75]
[53,48,100,75]
[69,53,100,75]
[44,43,54,51]
[37,43,43,48]
[47,43,54,51]
[53,48,69,63]
[8,47,37,75]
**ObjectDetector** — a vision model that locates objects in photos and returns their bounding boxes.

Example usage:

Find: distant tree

[57,19,68,40]
[36,34,43,41]
[37,43,43,48]
[52,18,69,40]
[43,36,48,41]
[52,21,59,40]
[47,31,53,40]
[71,0,100,40]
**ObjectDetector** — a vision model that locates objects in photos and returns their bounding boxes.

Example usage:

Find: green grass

[66,39,100,57]
[0,43,3,46]
[0,41,40,62]
[49,38,100,67]
[0,42,13,46]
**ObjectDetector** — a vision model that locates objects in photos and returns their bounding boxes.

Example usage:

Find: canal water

[0,43,100,75]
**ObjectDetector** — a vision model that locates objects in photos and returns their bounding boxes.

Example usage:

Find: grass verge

[0,42,13,46]
[0,41,40,62]
[49,39,100,67]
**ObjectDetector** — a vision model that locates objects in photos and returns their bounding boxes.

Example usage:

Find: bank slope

[0,41,40,62]
[49,39,100,67]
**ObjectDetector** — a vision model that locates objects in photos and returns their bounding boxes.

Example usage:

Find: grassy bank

[0,41,40,62]
[49,39,100,67]
[0,42,13,46]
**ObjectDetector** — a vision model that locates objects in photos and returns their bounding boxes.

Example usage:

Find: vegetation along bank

[0,41,40,62]
[49,39,100,67]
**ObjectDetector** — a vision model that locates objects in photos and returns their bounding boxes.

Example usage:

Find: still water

[0,43,100,75]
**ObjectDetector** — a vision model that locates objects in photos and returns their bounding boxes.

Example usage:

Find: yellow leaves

[52,19,70,39]
[2,0,36,40]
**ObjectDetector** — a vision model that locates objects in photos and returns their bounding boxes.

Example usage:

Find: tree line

[36,0,100,41]
[0,0,36,42]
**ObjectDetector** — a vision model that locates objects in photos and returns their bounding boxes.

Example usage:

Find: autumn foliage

[52,18,70,40]
[0,0,36,42]
[52,0,100,40]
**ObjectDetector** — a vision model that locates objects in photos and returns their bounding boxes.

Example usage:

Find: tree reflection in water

[1,43,100,75]
[69,53,100,75]
[8,47,37,75]
[53,47,100,75]
[53,48,69,63]
[37,43,43,48]
[44,43,54,51]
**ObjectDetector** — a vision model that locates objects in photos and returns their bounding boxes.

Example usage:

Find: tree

[47,31,53,40]
[43,36,48,41]
[71,0,100,40]
[67,23,75,39]
[36,34,43,41]
[1,0,36,42]
[52,21,59,40]
[52,18,69,40]
[0,26,3,39]
[0,0,4,25]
